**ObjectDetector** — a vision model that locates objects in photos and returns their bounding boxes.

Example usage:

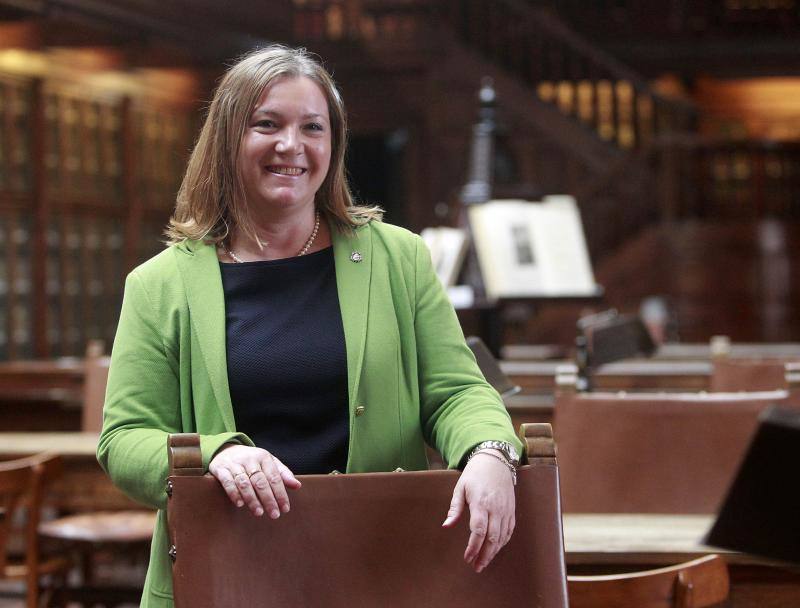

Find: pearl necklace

[222,210,321,263]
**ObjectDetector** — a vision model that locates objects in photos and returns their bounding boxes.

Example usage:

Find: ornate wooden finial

[518,423,556,465]
[167,433,203,477]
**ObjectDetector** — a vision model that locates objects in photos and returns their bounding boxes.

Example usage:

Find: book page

[468,198,597,298]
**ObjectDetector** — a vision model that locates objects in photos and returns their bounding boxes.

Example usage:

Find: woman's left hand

[441,450,516,573]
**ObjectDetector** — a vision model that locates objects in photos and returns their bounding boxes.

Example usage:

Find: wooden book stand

[166,425,568,608]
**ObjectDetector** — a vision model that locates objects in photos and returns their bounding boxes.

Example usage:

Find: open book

[468,196,597,299]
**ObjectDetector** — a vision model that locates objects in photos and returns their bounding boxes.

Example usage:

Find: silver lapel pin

[350,251,363,263]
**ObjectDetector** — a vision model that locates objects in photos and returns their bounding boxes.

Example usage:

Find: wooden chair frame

[568,554,729,608]
[1,454,71,608]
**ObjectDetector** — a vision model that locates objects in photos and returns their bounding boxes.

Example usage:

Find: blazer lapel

[332,223,372,410]
[174,241,236,431]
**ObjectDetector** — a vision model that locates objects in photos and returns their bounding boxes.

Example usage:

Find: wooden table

[564,514,800,608]
[501,359,712,392]
[0,432,144,512]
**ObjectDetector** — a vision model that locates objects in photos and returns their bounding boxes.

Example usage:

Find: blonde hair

[165,45,382,246]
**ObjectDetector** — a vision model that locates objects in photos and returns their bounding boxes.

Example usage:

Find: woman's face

[239,76,332,217]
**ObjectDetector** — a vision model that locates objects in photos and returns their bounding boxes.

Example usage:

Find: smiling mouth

[267,166,306,176]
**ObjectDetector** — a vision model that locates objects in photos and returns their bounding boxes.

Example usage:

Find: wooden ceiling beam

[0,0,285,64]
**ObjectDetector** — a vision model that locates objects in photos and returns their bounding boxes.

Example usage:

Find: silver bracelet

[469,449,517,486]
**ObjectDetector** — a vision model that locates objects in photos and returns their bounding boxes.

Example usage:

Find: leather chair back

[166,425,568,608]
[554,390,792,513]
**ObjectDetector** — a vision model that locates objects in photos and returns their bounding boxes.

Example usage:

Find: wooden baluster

[589,65,601,137]
[630,88,641,150]
[609,73,620,146]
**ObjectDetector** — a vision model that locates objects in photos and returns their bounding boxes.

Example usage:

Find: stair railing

[440,0,696,152]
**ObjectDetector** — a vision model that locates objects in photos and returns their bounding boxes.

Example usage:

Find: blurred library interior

[2,1,800,606]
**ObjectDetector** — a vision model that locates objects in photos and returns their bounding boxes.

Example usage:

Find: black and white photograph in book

[468,196,598,299]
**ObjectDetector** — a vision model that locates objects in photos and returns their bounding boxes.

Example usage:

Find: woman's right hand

[208,444,301,518]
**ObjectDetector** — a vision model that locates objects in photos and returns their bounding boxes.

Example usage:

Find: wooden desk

[501,359,711,392]
[0,432,144,512]
[564,514,800,608]
[656,343,800,361]
[499,360,714,428]
[503,342,800,361]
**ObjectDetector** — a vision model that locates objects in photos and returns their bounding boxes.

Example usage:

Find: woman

[98,45,522,608]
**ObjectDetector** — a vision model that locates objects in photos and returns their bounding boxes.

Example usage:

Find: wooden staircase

[293,0,697,256]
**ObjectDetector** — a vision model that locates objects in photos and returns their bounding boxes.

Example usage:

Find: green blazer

[97,220,522,607]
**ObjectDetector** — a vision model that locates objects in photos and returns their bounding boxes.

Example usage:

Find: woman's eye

[254,119,276,129]
[305,122,324,132]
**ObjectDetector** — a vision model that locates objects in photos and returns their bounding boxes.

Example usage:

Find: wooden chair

[568,554,729,608]
[1,454,71,608]
[166,424,569,608]
[36,342,155,606]
[553,385,793,513]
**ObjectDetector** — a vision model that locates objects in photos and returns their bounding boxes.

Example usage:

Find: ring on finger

[247,469,262,479]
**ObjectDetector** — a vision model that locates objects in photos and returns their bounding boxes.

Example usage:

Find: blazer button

[355,405,366,417]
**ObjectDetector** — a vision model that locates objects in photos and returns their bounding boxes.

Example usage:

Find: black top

[220,246,349,474]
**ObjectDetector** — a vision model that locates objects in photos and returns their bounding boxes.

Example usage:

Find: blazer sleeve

[412,235,524,468]
[97,270,252,510]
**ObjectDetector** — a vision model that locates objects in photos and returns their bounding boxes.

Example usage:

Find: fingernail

[281,504,290,513]
[255,508,264,517]
[236,501,244,508]
[270,510,280,519]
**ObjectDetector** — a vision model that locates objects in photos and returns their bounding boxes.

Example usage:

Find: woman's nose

[275,127,301,154]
